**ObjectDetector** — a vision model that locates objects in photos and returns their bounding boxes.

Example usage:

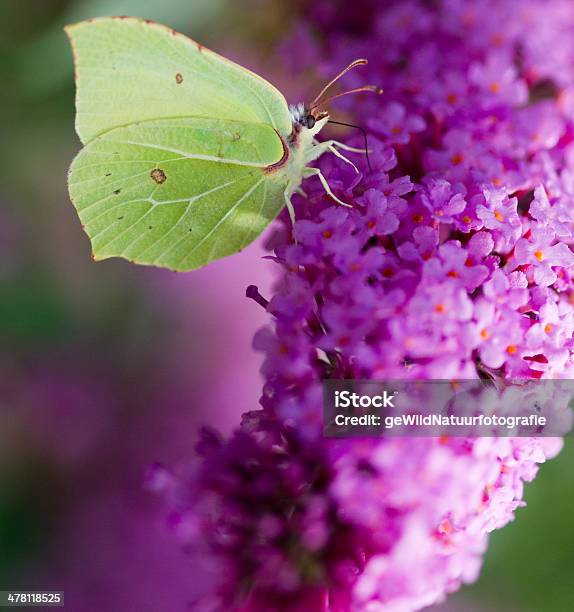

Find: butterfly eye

[305,115,316,129]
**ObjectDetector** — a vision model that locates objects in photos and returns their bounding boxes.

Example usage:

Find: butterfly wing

[66,17,293,144]
[68,117,289,271]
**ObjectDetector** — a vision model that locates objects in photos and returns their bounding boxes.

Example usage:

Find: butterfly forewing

[66,17,293,143]
[68,117,289,271]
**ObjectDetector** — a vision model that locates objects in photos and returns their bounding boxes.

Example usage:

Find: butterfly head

[290,102,329,133]
[289,59,382,137]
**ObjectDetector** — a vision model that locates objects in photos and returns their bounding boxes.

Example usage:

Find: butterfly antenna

[310,59,369,108]
[319,85,383,106]
[328,119,373,173]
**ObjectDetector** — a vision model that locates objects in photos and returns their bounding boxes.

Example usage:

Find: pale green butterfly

[66,17,381,271]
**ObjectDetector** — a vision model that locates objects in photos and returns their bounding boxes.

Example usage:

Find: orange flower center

[491,33,504,46]
[451,153,464,165]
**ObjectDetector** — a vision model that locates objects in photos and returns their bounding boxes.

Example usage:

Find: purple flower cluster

[284,0,574,380]
[151,420,562,610]
[154,1,574,609]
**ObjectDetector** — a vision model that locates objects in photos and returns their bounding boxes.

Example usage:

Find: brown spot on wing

[175,72,183,84]
[151,168,167,184]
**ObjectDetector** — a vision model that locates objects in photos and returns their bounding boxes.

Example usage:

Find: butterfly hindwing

[68,117,289,271]
[66,17,293,144]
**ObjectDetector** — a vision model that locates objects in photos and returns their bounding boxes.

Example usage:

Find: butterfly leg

[305,168,352,207]
[314,138,363,171]
[327,139,373,174]
[324,139,367,154]
[328,145,359,174]
[284,192,297,226]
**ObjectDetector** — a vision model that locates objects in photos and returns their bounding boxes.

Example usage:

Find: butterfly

[66,17,381,271]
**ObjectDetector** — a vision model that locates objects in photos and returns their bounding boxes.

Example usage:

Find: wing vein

[107,139,269,167]
[173,177,264,269]
[125,177,250,260]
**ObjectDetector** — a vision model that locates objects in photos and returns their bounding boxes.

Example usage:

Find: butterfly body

[67,17,372,271]
[273,114,331,192]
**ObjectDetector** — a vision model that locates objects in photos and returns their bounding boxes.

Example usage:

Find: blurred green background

[0,1,572,610]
